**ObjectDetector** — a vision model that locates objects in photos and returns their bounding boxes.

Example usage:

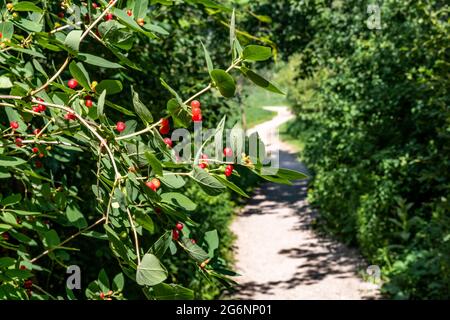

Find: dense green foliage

[0,0,300,300]
[267,0,450,299]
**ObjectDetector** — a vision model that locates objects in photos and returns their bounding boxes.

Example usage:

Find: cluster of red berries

[223,148,234,177]
[191,100,202,122]
[158,118,173,148]
[99,290,113,300]
[172,222,184,241]
[32,98,46,113]
[64,112,76,121]
[145,178,161,192]
[199,154,209,169]
[10,121,19,130]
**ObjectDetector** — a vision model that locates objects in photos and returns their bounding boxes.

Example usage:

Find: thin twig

[127,208,141,264]
[30,57,70,96]
[30,217,106,263]
[115,120,162,141]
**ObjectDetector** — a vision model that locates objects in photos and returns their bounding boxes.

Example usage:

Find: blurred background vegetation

[4,0,447,300]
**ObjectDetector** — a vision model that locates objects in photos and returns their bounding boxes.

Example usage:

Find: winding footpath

[230,106,379,300]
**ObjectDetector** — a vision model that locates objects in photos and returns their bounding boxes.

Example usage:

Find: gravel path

[230,106,379,300]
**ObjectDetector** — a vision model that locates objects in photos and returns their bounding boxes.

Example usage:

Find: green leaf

[78,53,123,69]
[9,47,44,58]
[131,86,153,123]
[146,283,194,300]
[159,173,185,189]
[112,8,156,39]
[167,99,190,128]
[0,156,26,167]
[135,211,154,234]
[160,78,182,104]
[160,193,196,211]
[98,269,110,292]
[9,210,40,216]
[96,80,123,95]
[242,45,272,61]
[230,9,236,54]
[0,194,21,206]
[204,230,219,258]
[112,273,125,291]
[240,66,284,95]
[134,0,149,19]
[42,230,60,249]
[276,168,309,181]
[66,204,88,229]
[13,1,43,12]
[210,69,236,98]
[0,257,15,269]
[97,90,107,118]
[64,30,83,53]
[0,22,14,40]
[213,174,249,198]
[144,152,163,176]
[136,253,168,286]
[181,238,209,262]
[143,23,169,35]
[201,41,214,73]
[69,61,91,90]
[191,167,226,196]
[148,231,171,259]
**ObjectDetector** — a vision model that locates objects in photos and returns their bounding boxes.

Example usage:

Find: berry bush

[0,0,306,300]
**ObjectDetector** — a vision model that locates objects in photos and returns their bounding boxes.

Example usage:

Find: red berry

[151,178,161,189]
[92,3,99,9]
[38,153,45,158]
[99,292,105,300]
[24,280,33,289]
[163,138,173,148]
[33,128,41,135]
[192,107,202,117]
[10,121,19,130]
[191,100,201,108]
[155,207,162,214]
[176,222,183,231]
[172,229,179,241]
[225,164,234,177]
[223,147,233,157]
[15,138,23,147]
[159,125,170,135]
[1,233,9,240]
[127,9,132,16]
[64,112,76,121]
[20,265,27,270]
[32,147,39,153]
[136,18,145,26]
[145,181,157,191]
[161,118,170,127]
[201,154,208,160]
[85,98,93,108]
[199,163,207,169]
[58,12,65,18]
[39,104,46,112]
[67,79,78,89]
[192,114,202,122]
[35,160,43,168]
[32,106,41,113]
[116,121,126,133]
[191,239,196,244]
[105,13,113,21]
[0,32,2,39]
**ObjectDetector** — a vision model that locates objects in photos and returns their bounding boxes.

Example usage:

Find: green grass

[240,84,288,128]
[279,120,305,155]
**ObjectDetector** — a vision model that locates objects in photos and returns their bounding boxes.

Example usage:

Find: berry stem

[115,120,163,141]
[30,57,71,96]
[126,208,141,264]
[30,217,106,263]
